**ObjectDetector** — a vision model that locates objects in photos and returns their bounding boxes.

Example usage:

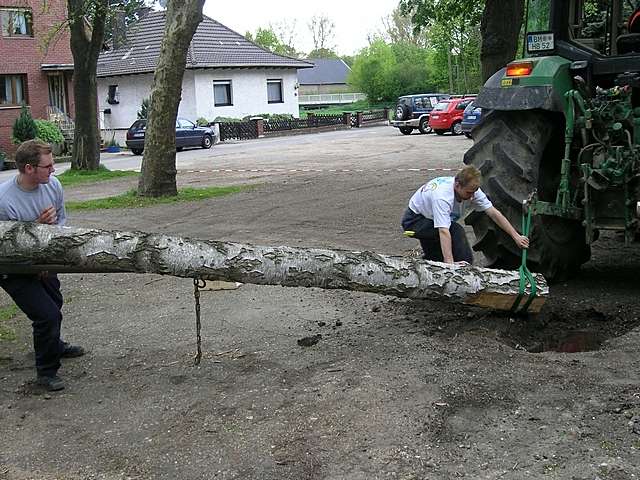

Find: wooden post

[356,111,363,128]
[342,112,352,127]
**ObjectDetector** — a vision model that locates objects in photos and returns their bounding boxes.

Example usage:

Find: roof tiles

[97,11,312,77]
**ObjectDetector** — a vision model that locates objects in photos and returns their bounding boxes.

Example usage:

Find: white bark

[0,222,548,311]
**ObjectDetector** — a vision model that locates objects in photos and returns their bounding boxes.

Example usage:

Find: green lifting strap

[511,197,537,314]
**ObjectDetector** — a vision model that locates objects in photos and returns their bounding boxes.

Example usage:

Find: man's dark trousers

[0,274,64,376]
[401,208,473,263]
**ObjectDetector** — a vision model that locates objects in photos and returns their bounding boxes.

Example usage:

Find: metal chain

[192,278,206,365]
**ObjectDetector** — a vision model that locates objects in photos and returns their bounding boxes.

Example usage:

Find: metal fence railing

[298,93,367,105]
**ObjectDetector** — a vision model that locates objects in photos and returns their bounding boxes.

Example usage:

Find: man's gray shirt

[0,176,66,225]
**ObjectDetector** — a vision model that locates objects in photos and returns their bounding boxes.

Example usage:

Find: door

[47,73,67,114]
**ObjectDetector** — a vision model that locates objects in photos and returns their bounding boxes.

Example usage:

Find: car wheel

[464,132,472,139]
[131,148,143,155]
[399,127,413,135]
[451,121,463,135]
[202,134,213,149]
[395,104,410,121]
[434,129,446,135]
[418,118,432,134]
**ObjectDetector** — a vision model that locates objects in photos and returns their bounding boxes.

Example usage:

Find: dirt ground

[1,127,640,480]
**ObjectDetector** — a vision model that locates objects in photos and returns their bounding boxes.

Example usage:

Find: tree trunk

[67,0,107,171]
[137,0,205,197]
[0,222,548,312]
[447,47,454,93]
[480,0,525,82]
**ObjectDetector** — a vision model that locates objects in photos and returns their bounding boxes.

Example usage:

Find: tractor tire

[399,127,413,135]
[418,117,432,134]
[463,110,590,281]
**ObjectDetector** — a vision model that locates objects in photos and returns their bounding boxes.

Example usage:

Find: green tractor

[465,0,640,281]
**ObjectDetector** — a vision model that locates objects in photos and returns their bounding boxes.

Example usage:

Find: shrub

[213,116,243,123]
[34,119,64,144]
[0,149,5,170]
[196,117,210,126]
[137,97,150,119]
[12,105,37,144]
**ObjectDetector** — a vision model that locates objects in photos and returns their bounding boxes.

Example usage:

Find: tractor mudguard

[475,56,573,113]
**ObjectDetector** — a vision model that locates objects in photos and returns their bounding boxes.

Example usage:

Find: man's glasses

[35,164,54,170]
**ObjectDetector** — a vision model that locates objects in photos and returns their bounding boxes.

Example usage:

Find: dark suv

[390,93,451,135]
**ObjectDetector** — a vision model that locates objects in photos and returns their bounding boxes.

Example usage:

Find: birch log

[0,221,548,312]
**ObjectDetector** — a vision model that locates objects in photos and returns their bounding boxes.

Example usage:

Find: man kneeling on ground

[401,165,529,264]
[0,139,85,392]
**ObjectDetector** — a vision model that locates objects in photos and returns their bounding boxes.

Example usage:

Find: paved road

[0,126,472,182]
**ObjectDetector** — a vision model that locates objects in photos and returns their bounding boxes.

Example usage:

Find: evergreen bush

[12,105,37,144]
[196,117,210,126]
[137,97,150,119]
[34,120,64,144]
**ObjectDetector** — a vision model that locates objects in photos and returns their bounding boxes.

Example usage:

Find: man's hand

[513,234,529,249]
[37,206,57,225]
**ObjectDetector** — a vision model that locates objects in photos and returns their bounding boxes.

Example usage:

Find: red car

[428,97,475,135]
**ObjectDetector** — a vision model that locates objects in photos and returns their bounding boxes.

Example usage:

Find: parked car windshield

[130,120,146,129]
[456,100,474,110]
[433,102,450,111]
[463,101,475,113]
[177,118,195,128]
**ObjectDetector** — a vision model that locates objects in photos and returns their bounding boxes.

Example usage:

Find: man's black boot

[36,375,65,391]
[62,343,85,358]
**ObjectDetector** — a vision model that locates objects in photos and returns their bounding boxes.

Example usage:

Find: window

[1,8,33,37]
[267,79,283,103]
[213,80,232,106]
[177,118,195,129]
[107,85,119,105]
[0,75,27,106]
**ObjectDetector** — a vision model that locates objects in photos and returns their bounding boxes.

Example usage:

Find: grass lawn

[66,185,250,210]
[56,166,139,187]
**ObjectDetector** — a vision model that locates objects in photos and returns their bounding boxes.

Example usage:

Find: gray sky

[202,0,401,56]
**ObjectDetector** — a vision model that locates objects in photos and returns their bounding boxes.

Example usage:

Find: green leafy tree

[348,40,437,101]
[399,0,524,82]
[245,27,298,57]
[12,105,37,144]
[307,47,339,59]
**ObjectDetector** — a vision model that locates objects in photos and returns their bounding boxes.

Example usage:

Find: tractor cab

[527,0,640,84]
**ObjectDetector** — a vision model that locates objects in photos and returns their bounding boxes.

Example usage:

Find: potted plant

[103,130,121,153]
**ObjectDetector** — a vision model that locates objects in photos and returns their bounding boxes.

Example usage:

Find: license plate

[466,115,476,120]
[134,133,144,138]
[527,32,554,52]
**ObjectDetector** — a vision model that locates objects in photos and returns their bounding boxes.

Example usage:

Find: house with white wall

[97,11,312,143]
